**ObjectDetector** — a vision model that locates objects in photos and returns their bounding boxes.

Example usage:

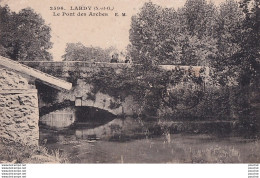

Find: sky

[0,0,227,61]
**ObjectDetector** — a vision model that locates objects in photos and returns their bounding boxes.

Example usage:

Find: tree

[209,0,259,137]
[238,0,259,87]
[211,0,259,87]
[179,0,218,38]
[129,2,181,64]
[216,0,244,58]
[129,1,218,66]
[62,42,115,62]
[0,6,53,61]
[175,0,218,66]
[210,0,245,86]
[239,0,259,53]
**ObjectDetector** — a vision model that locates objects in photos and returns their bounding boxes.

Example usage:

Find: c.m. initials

[115,13,126,16]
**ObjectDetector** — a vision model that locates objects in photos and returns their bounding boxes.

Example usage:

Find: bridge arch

[37,80,139,128]
[55,80,140,116]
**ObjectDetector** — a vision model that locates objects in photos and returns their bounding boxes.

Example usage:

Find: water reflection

[75,118,149,141]
[39,117,260,163]
[74,106,116,128]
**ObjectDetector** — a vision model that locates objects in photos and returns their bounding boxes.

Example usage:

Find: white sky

[0,0,227,61]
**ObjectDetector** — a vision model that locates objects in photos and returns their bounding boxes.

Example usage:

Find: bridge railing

[21,61,133,68]
[20,61,209,78]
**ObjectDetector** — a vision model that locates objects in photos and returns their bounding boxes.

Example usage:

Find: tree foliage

[129,1,218,65]
[129,3,181,64]
[0,5,53,61]
[129,0,259,87]
[62,42,116,62]
[180,0,218,38]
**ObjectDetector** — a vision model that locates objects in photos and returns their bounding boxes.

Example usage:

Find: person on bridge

[124,56,131,63]
[110,53,119,63]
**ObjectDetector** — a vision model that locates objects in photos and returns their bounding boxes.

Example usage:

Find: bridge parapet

[21,61,132,78]
[21,61,132,68]
[21,61,209,79]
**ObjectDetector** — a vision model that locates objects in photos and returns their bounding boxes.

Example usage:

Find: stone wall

[0,68,39,145]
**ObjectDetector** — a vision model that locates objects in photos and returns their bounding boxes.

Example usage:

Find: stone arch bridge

[21,61,209,128]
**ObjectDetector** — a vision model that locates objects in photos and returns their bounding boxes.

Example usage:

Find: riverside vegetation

[0,138,68,164]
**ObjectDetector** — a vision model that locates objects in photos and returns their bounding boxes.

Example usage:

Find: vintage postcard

[0,0,259,167]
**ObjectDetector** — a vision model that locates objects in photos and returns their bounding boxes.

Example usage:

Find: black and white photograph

[0,0,259,169]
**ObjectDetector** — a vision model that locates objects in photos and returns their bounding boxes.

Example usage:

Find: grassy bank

[0,138,68,164]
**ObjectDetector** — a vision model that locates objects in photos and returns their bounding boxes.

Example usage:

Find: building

[0,56,72,145]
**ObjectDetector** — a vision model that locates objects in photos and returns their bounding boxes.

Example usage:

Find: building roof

[0,56,72,90]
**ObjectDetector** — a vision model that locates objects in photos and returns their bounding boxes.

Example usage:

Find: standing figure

[125,56,131,63]
[110,53,119,63]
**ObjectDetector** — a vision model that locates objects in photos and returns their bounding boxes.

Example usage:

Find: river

[39,117,260,163]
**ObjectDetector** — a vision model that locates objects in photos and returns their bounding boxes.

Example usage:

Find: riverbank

[0,138,68,164]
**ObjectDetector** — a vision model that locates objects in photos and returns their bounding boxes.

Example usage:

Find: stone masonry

[0,68,39,145]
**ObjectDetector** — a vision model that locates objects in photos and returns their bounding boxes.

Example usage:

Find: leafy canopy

[62,42,116,62]
[0,5,53,61]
